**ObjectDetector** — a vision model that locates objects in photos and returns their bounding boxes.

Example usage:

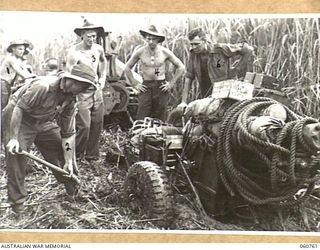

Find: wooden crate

[212,79,254,101]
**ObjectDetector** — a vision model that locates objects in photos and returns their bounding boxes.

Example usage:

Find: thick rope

[216,97,319,208]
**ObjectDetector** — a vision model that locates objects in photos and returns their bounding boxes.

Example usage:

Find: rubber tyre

[124,161,174,227]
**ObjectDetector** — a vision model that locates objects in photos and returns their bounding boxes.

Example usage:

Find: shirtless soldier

[66,20,107,161]
[124,25,185,121]
[0,40,36,110]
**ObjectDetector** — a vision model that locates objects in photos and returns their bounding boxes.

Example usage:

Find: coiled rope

[216,97,319,208]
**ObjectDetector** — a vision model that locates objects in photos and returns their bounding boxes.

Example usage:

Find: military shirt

[186,42,252,98]
[16,76,77,138]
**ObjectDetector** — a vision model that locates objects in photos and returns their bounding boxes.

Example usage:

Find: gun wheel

[124,161,174,227]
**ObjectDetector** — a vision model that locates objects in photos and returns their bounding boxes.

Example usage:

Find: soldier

[0,39,36,110]
[178,27,254,109]
[43,58,60,76]
[66,20,107,161]
[124,25,185,121]
[5,63,97,214]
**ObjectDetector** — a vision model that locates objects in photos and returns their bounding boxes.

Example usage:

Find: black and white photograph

[0,11,320,233]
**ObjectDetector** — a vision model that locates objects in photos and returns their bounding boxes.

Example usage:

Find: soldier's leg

[34,122,78,195]
[6,121,37,212]
[85,95,104,161]
[153,82,169,121]
[84,90,103,160]
[136,83,152,120]
[34,122,64,168]
[76,97,92,159]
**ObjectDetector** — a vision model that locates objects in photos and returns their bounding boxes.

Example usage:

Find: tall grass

[116,17,319,117]
[3,17,318,117]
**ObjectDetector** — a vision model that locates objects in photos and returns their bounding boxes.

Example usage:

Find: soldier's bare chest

[76,49,100,65]
[140,48,166,67]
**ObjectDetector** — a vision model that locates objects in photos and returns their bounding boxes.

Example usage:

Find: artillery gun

[97,31,140,127]
[122,73,320,229]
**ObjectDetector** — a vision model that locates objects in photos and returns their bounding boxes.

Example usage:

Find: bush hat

[7,39,30,53]
[60,63,98,90]
[74,19,105,37]
[139,25,165,43]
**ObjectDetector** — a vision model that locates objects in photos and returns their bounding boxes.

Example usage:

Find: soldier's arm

[61,132,76,175]
[231,43,254,77]
[179,56,194,108]
[8,56,35,80]
[219,43,254,77]
[181,77,192,105]
[66,48,78,72]
[159,48,186,93]
[6,106,23,154]
[124,48,143,88]
[59,98,77,175]
[6,83,47,154]
[165,48,186,87]
[98,46,107,88]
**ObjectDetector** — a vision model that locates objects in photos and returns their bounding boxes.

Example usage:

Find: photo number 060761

[0,11,320,232]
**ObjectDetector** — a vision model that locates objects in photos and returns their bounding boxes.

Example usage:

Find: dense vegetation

[1,16,319,231]
[22,17,320,116]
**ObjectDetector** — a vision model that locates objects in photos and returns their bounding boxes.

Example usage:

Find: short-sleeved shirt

[16,76,77,137]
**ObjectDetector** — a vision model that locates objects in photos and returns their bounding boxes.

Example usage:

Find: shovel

[16,149,80,185]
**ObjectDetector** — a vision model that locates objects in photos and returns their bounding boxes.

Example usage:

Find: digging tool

[16,149,80,184]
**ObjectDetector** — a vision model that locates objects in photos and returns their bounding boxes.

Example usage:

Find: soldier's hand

[6,139,20,155]
[160,81,173,92]
[63,160,74,177]
[134,83,147,94]
[243,42,254,52]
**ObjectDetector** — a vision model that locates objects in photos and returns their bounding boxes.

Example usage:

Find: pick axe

[16,149,80,185]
